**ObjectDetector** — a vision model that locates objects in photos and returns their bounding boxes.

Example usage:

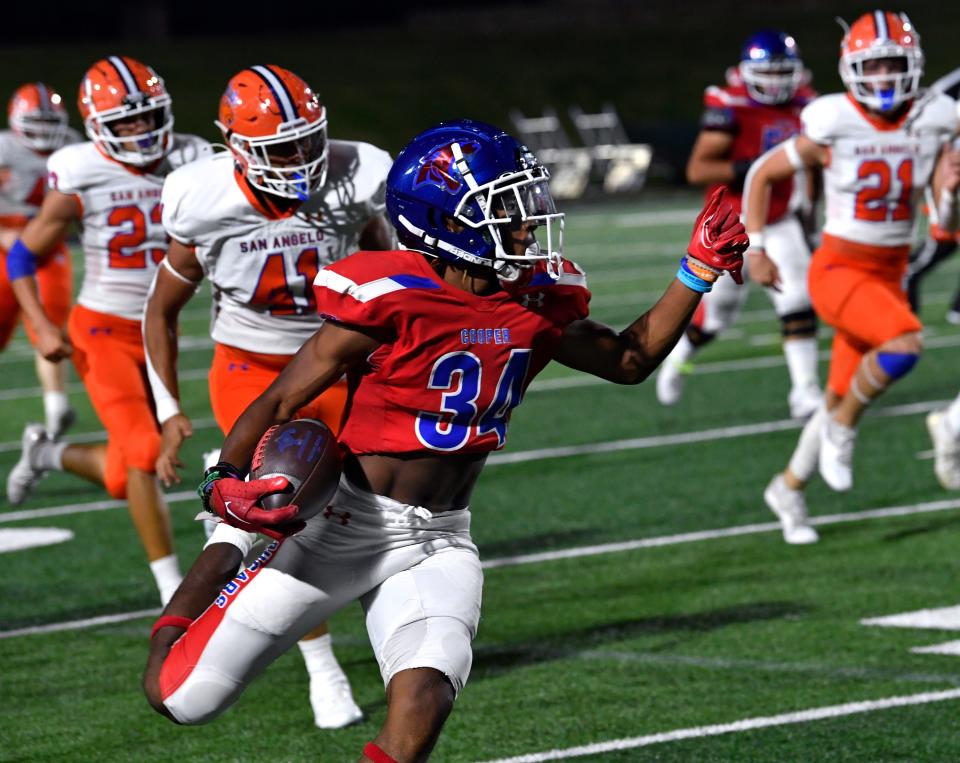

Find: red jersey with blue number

[313,250,590,455]
[701,74,815,223]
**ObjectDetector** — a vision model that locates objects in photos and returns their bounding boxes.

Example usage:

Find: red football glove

[687,187,749,284]
[202,475,304,541]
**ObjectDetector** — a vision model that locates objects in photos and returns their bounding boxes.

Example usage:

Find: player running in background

[657,29,822,419]
[5,57,211,604]
[0,83,81,438]
[142,119,748,761]
[746,12,960,544]
[904,67,960,317]
[143,65,393,729]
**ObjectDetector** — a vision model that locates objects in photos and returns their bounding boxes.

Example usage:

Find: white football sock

[946,391,960,438]
[783,337,819,391]
[788,404,825,482]
[149,554,183,606]
[299,633,347,679]
[43,391,70,432]
[35,439,68,471]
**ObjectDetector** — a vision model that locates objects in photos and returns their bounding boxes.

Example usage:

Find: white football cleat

[788,383,824,421]
[6,423,49,505]
[764,474,819,545]
[309,671,364,729]
[819,416,856,491]
[926,410,960,490]
[656,359,692,406]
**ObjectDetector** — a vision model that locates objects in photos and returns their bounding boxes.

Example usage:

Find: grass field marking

[914,642,960,655]
[0,416,217,454]
[573,207,699,228]
[0,607,162,640]
[1,398,950,523]
[486,397,947,467]
[473,687,960,762]
[862,605,960,632]
[4,497,959,642]
[0,527,74,553]
[481,498,960,570]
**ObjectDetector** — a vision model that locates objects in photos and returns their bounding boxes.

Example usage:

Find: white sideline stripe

[0,399,950,523]
[481,498,960,569]
[0,607,161,640]
[4,497,960,640]
[474,688,960,762]
[0,527,73,553]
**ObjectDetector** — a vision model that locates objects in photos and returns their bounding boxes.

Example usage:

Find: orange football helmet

[215,65,328,201]
[78,56,173,166]
[8,82,69,152]
[839,11,923,112]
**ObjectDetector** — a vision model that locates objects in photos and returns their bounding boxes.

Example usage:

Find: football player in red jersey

[0,83,81,438]
[5,57,211,604]
[143,65,394,729]
[142,121,748,759]
[657,30,823,420]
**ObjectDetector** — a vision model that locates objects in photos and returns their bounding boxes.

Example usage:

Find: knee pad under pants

[69,305,160,498]
[209,343,349,436]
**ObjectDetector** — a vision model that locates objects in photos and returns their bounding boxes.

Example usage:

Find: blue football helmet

[386,120,563,281]
[739,30,804,105]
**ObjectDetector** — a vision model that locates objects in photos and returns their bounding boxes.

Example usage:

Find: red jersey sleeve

[313,250,441,333]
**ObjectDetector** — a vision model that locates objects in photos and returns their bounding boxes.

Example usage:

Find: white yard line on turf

[0,608,162,640]
[4,497,960,640]
[0,398,949,523]
[473,688,960,762]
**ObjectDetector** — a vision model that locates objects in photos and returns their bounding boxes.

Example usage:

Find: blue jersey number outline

[416,349,532,451]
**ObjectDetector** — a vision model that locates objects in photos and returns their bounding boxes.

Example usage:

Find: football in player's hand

[249,419,342,522]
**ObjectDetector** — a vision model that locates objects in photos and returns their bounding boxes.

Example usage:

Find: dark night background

[2,1,957,182]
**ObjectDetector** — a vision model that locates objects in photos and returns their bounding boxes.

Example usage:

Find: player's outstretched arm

[554,188,748,383]
[143,239,204,486]
[742,135,826,290]
[8,190,79,361]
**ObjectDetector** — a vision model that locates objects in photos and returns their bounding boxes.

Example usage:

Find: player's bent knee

[876,350,920,380]
[124,431,163,473]
[779,309,817,338]
[161,669,242,725]
[380,616,475,698]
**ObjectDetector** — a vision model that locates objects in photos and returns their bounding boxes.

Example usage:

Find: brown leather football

[249,419,342,521]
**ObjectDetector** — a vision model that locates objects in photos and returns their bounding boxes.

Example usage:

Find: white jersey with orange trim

[47,134,211,320]
[0,128,82,224]
[161,139,391,355]
[801,91,957,247]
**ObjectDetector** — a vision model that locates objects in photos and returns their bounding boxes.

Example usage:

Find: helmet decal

[414,140,479,193]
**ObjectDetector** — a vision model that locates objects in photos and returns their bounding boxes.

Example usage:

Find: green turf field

[3,194,960,762]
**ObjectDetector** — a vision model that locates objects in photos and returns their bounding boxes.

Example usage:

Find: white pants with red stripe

[159,475,483,725]
[695,214,812,334]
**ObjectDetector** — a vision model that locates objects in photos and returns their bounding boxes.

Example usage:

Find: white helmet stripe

[251,65,297,124]
[874,9,889,40]
[108,56,140,96]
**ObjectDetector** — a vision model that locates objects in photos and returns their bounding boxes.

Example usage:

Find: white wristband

[746,231,764,251]
[154,397,182,426]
